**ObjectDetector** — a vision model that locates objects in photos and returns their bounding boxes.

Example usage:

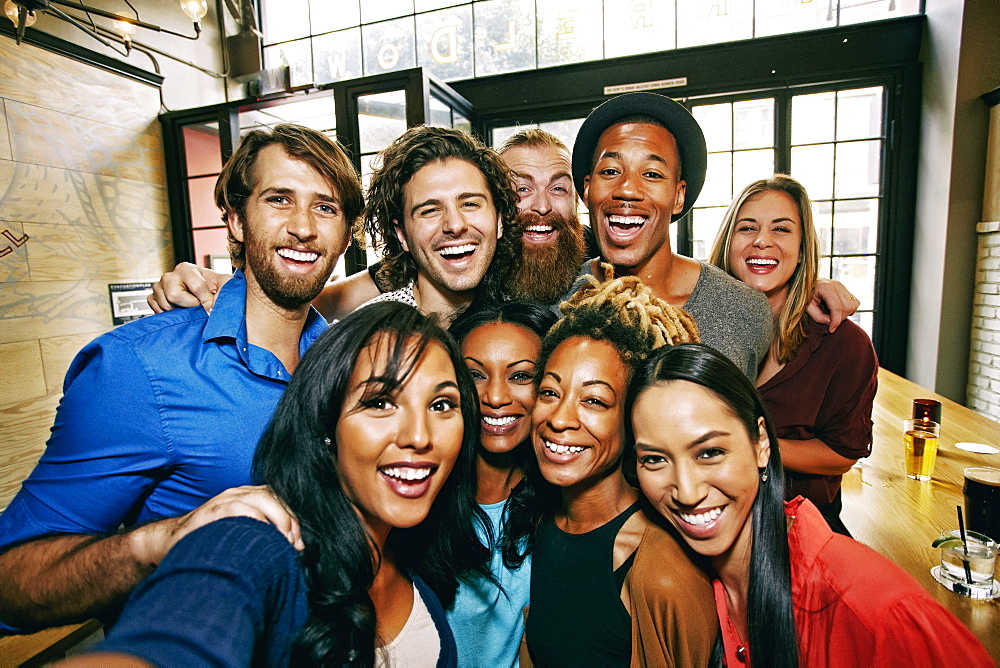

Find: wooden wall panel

[6,101,165,185]
[39,333,95,395]
[0,35,170,508]
[0,38,159,133]
[0,279,113,345]
[0,159,169,231]
[0,341,46,406]
[25,222,173,282]
[0,220,30,284]
[0,99,10,161]
[0,395,61,509]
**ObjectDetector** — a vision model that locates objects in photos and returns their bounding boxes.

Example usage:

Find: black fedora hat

[572,92,708,221]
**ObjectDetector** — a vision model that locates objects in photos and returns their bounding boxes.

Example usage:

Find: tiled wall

[967,101,1000,423]
[0,35,173,509]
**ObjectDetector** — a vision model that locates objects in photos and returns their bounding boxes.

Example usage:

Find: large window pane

[536,0,604,67]
[792,92,835,145]
[733,149,774,190]
[691,206,728,261]
[700,153,735,208]
[694,103,733,152]
[362,18,417,76]
[834,140,881,198]
[603,0,676,58]
[261,0,310,45]
[754,0,832,37]
[362,0,414,24]
[836,86,883,141]
[263,38,314,87]
[832,199,879,255]
[677,0,753,48]
[182,124,221,177]
[416,5,474,81]
[473,0,537,76]
[733,98,773,150]
[310,0,360,34]
[313,28,363,85]
[838,0,921,26]
[831,255,876,310]
[791,144,834,200]
[358,90,407,154]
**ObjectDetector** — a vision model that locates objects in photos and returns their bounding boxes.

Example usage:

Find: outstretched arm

[0,486,301,629]
[147,262,231,314]
[806,278,860,333]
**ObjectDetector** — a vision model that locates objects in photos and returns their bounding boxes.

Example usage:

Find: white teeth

[439,244,476,256]
[607,215,645,227]
[679,507,723,526]
[747,258,777,266]
[525,225,554,233]
[382,467,432,482]
[277,248,319,262]
[543,440,585,455]
[483,415,517,426]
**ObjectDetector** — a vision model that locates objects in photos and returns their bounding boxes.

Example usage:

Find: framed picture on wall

[208,255,233,275]
[108,283,155,325]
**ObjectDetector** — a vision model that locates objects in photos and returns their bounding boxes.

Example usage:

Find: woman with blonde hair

[708,175,877,535]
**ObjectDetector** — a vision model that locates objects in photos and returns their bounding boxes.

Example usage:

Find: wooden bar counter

[841,368,1000,662]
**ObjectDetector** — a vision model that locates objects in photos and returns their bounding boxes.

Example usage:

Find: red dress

[713,497,993,667]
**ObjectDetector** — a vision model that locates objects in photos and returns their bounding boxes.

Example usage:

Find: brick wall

[966,98,1000,422]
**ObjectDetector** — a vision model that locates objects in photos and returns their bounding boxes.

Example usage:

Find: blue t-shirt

[0,271,327,547]
[447,500,531,668]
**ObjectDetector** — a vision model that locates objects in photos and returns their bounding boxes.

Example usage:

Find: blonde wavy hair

[708,175,819,365]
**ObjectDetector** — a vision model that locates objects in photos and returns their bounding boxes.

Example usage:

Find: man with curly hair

[356,125,516,320]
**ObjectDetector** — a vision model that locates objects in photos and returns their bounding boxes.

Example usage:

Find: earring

[760,469,768,483]
[323,436,332,447]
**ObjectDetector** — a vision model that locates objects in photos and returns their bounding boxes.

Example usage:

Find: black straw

[957,505,974,585]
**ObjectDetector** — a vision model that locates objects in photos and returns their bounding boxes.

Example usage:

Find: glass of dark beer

[964,466,1000,542]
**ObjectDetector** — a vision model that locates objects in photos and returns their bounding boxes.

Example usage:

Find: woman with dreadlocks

[502,266,718,668]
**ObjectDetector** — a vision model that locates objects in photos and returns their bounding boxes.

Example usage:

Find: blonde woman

[709,175,877,536]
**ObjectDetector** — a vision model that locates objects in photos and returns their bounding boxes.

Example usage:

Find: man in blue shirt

[0,124,364,631]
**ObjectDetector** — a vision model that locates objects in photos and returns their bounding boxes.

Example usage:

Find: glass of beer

[903,418,939,481]
[965,467,1000,542]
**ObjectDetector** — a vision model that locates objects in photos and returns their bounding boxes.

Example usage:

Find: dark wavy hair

[253,301,490,665]
[625,344,798,668]
[215,123,364,270]
[363,125,518,291]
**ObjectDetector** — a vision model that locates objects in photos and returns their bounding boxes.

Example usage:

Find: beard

[506,210,586,304]
[243,225,335,311]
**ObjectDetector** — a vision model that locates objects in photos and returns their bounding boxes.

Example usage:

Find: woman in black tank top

[501,271,716,667]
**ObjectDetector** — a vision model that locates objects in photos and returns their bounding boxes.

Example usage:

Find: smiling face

[335,335,464,541]
[632,380,770,561]
[584,123,686,272]
[462,322,541,455]
[727,189,803,308]
[503,144,577,248]
[531,337,630,490]
[395,157,502,302]
[229,144,349,310]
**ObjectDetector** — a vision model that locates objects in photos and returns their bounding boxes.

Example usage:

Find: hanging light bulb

[179,0,207,33]
[3,0,37,28]
[113,19,137,53]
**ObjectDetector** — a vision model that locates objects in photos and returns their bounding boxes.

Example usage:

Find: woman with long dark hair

[502,269,718,667]
[446,299,556,667]
[708,175,877,535]
[68,302,490,666]
[628,343,991,667]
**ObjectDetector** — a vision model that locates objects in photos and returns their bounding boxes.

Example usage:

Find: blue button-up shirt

[0,271,327,551]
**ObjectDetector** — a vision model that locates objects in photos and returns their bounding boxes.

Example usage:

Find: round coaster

[955,442,1000,455]
[931,566,1000,600]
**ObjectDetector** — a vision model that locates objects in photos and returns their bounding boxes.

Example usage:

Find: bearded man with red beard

[493,129,587,304]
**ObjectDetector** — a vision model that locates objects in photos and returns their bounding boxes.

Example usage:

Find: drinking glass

[903,419,939,481]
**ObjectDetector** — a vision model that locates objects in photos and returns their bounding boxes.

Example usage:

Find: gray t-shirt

[566,260,771,378]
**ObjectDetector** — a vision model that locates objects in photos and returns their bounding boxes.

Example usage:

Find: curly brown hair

[214,124,364,270]
[363,126,518,291]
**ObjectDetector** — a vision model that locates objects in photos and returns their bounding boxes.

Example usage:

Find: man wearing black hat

[571,92,772,377]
